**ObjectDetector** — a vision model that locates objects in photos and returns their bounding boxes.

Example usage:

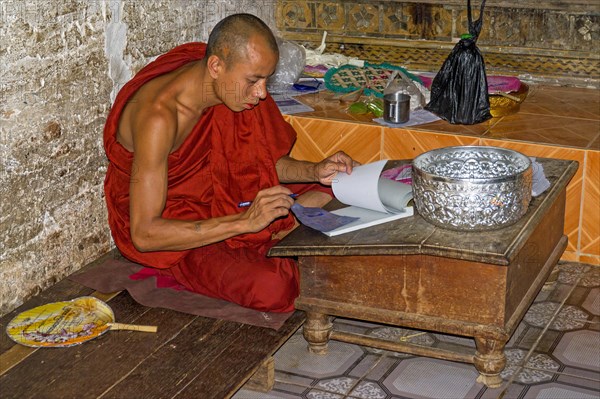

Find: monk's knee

[245,268,298,313]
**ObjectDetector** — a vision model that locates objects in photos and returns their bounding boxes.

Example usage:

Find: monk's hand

[241,186,295,233]
[315,151,360,185]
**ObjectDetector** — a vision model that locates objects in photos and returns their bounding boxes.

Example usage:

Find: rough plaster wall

[122,0,278,75]
[1,0,113,317]
[1,0,277,316]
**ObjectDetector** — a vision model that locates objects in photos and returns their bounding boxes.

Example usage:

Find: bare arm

[128,110,294,252]
[276,151,359,185]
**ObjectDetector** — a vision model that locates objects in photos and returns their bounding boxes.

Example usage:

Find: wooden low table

[270,157,577,387]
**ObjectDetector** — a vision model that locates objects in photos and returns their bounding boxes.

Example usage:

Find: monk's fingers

[251,193,294,214]
[255,185,293,199]
[244,206,290,233]
[243,193,293,232]
[332,150,353,166]
[316,161,346,185]
[331,151,359,174]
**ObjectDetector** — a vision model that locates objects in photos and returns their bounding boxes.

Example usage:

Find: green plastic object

[348,102,369,115]
[367,99,384,117]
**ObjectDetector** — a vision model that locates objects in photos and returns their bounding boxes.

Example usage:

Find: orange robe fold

[103,43,304,312]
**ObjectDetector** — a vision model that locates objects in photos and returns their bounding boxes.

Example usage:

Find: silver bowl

[412,146,533,231]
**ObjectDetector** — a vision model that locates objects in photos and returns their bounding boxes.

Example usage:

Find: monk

[103,13,357,312]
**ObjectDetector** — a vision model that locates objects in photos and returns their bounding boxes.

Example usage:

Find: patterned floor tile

[312,377,388,399]
[478,382,525,399]
[364,326,435,358]
[274,373,315,393]
[506,320,529,348]
[382,358,482,399]
[553,330,600,370]
[558,263,598,287]
[348,354,384,378]
[233,388,302,398]
[582,288,600,316]
[546,282,586,304]
[501,349,560,384]
[305,388,344,398]
[485,114,599,148]
[363,355,399,381]
[433,332,476,348]
[564,286,596,309]
[346,380,388,399]
[556,367,600,391]
[334,319,379,336]
[517,327,561,353]
[237,262,599,398]
[274,333,365,378]
[314,376,360,396]
[587,316,600,333]
[524,302,590,331]
[523,382,600,399]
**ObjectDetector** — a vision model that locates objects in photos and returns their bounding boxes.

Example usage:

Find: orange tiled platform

[285,85,600,264]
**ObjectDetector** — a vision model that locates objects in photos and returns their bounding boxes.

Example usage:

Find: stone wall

[0,0,277,316]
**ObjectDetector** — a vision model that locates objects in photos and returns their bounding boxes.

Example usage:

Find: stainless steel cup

[383,92,410,124]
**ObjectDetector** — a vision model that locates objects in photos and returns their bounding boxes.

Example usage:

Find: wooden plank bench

[0,251,305,398]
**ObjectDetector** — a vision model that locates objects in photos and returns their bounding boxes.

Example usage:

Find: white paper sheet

[324,206,413,237]
[373,109,440,128]
[332,160,389,213]
[271,94,314,114]
[332,160,413,214]
[323,160,414,236]
[530,157,551,197]
[378,178,414,212]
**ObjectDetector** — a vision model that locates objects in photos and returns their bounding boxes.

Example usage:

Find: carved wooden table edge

[272,157,578,388]
[271,158,578,263]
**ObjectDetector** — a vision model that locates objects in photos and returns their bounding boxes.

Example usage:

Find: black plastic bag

[425,0,491,125]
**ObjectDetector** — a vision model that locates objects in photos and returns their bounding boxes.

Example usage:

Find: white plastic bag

[267,38,306,92]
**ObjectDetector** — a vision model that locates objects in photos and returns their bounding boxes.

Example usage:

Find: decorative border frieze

[276,1,599,86]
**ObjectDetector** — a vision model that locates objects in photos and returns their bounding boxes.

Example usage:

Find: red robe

[104,43,305,312]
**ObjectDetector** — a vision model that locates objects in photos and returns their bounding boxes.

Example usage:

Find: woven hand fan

[324,62,421,97]
[6,296,157,347]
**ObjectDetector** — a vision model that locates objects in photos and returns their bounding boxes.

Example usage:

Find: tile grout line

[498,265,591,399]
[272,353,387,397]
[342,354,387,399]
[577,151,588,259]
[516,111,600,122]
[480,115,504,141]
[522,365,600,383]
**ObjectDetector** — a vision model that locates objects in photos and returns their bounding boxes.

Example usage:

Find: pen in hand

[238,193,298,208]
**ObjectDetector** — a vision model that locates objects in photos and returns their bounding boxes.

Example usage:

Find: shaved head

[206,13,279,68]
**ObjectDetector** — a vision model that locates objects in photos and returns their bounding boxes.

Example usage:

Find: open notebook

[324,160,414,236]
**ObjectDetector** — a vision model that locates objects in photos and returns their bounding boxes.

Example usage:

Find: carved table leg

[303,312,333,355]
[473,336,507,388]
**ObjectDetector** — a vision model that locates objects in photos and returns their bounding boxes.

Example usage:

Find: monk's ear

[206,55,224,79]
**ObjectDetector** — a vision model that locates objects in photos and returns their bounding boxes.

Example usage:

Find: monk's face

[215,35,278,112]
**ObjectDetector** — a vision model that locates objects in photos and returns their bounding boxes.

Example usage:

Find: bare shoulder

[118,81,179,154]
[116,61,202,155]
